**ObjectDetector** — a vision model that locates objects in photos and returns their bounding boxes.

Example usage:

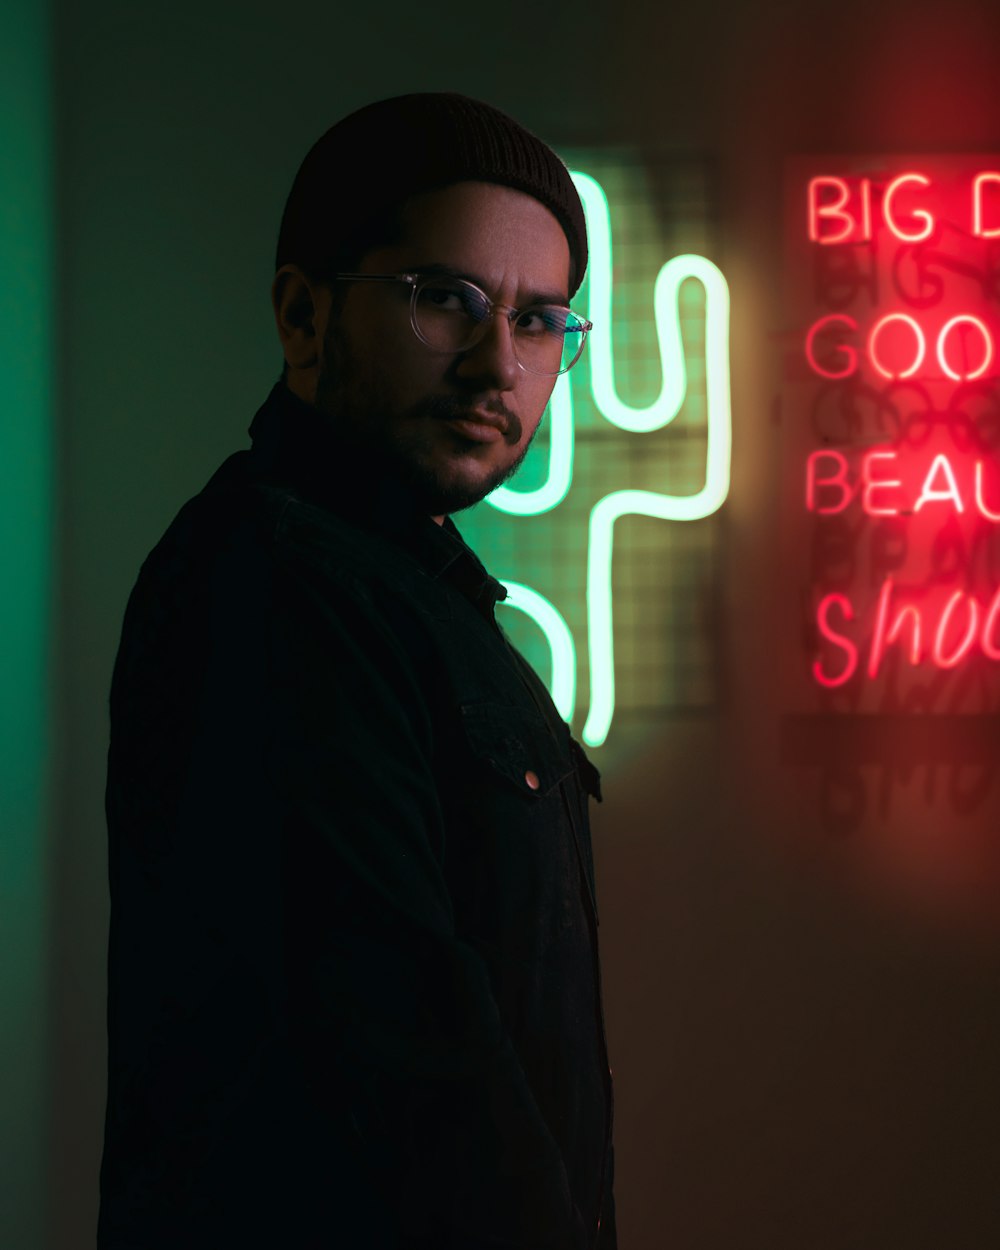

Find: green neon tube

[484,166,732,746]
[574,172,686,433]
[498,582,577,721]
[582,254,731,747]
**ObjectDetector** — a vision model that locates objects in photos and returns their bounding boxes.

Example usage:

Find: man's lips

[414,395,521,445]
[439,407,513,443]
[443,417,505,444]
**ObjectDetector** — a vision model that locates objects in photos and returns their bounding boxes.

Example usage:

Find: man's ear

[271,265,330,373]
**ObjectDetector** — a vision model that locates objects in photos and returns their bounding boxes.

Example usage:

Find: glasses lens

[412,278,490,352]
[411,277,588,375]
[514,306,588,375]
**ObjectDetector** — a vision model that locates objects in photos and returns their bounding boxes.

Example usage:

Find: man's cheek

[524,408,548,449]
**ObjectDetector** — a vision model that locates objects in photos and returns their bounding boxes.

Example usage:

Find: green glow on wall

[471,162,731,747]
[0,0,52,1245]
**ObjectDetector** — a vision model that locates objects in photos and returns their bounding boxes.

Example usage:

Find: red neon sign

[882,172,934,242]
[804,312,997,382]
[814,580,999,686]
[938,315,993,380]
[793,158,1000,698]
[804,449,1000,520]
[868,313,925,379]
[807,169,1000,244]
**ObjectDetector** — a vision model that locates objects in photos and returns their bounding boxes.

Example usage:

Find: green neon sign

[485,167,732,748]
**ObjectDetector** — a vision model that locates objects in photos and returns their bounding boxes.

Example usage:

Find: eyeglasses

[329,271,592,376]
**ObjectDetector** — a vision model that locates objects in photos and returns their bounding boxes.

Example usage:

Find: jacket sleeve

[194,514,594,1250]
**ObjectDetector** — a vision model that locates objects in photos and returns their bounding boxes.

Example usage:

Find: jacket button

[524,770,540,790]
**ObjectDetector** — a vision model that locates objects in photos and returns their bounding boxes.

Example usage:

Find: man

[99,93,615,1249]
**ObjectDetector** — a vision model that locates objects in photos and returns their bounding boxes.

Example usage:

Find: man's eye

[419,283,492,319]
[419,284,465,311]
[517,307,567,336]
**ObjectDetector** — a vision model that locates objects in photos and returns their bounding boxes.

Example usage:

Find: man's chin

[398,469,503,517]
[387,449,528,518]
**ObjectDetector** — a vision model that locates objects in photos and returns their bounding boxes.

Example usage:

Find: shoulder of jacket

[130,479,443,637]
[264,491,434,596]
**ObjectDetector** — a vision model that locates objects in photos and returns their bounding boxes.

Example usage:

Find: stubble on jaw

[313,321,541,516]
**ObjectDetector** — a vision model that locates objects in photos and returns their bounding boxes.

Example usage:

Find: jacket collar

[246,379,508,616]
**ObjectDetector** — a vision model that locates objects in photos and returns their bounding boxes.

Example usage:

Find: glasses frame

[328,271,592,376]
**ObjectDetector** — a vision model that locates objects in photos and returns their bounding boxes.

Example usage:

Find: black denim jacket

[99,382,615,1249]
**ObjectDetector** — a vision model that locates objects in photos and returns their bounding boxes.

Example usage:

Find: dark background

[17,0,1000,1246]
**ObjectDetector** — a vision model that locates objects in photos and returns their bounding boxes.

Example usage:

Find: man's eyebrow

[408,261,571,307]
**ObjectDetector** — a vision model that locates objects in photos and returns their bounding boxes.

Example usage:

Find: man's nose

[455,313,520,390]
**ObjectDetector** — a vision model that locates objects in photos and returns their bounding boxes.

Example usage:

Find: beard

[314,322,539,516]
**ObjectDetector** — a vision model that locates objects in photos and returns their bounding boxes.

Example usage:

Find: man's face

[313,181,572,518]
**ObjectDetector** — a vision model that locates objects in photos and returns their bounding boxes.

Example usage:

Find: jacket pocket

[459,701,575,799]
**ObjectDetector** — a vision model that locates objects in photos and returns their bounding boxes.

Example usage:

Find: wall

[1,3,53,1248]
[44,1,1000,1247]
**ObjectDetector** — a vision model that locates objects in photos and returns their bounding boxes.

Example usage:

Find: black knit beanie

[275,93,587,296]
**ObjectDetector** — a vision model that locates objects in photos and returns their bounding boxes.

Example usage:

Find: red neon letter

[982,586,1000,660]
[915,453,964,514]
[869,313,925,380]
[805,314,859,379]
[813,594,858,686]
[937,315,993,382]
[806,450,852,514]
[933,591,979,668]
[975,461,1000,522]
[861,450,902,516]
[808,177,856,244]
[972,172,1000,238]
[883,173,934,243]
[868,578,922,678]
[860,178,872,241]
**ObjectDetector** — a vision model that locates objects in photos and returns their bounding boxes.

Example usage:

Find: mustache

[418,395,522,442]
